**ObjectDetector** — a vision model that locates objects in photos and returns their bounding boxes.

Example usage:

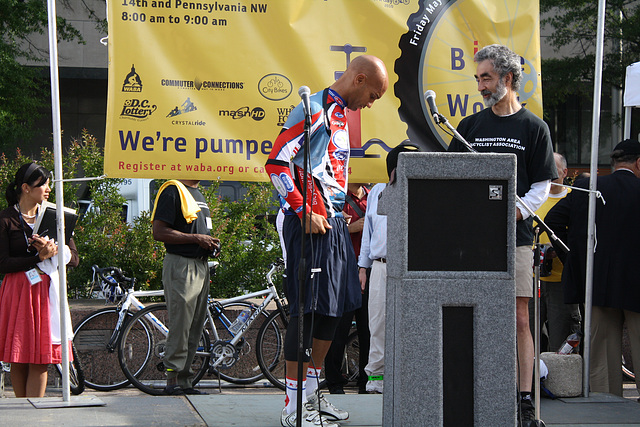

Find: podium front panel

[408,179,508,272]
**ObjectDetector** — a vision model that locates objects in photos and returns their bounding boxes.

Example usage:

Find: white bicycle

[71,265,164,391]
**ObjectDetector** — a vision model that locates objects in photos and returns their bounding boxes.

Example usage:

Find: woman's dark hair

[5,162,51,205]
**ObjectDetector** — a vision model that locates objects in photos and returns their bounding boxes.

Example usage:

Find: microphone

[298,86,312,120]
[424,90,442,124]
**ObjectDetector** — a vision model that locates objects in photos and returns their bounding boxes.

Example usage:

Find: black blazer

[545,169,640,313]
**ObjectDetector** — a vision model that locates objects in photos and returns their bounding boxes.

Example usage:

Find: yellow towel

[151,180,201,224]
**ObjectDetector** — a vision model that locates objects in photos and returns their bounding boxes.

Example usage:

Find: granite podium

[378,152,517,426]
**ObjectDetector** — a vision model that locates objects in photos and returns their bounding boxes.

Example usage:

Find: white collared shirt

[358,183,387,268]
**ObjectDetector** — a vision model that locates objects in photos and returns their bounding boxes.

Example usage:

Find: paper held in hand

[32,201,78,245]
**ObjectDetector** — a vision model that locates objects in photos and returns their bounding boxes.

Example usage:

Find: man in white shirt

[358,142,421,393]
[530,153,581,352]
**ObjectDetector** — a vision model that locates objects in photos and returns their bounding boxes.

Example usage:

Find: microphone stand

[296,104,312,427]
[435,113,570,255]
[551,182,606,205]
[532,228,547,427]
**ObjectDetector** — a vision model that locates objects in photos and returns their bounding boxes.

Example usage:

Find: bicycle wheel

[256,307,329,391]
[54,342,85,395]
[119,303,210,395]
[73,307,137,391]
[256,309,287,390]
[343,331,360,384]
[205,301,271,384]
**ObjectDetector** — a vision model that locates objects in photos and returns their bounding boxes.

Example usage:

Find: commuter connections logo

[160,77,244,91]
[219,106,266,121]
[120,99,156,120]
[258,74,292,101]
[122,64,143,92]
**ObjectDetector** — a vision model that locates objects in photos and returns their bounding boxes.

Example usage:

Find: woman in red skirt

[0,163,78,397]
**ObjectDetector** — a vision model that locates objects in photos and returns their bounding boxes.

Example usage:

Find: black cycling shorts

[284,313,341,362]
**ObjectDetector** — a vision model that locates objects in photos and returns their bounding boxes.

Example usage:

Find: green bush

[0,131,282,298]
[203,182,282,297]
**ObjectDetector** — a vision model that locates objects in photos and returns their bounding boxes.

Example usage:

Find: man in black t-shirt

[448,44,557,427]
[152,179,220,395]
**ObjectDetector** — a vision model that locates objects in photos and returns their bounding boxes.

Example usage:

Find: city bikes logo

[167,98,198,118]
[258,74,292,101]
[160,77,244,91]
[276,105,295,127]
[120,99,156,120]
[219,106,266,121]
[122,64,143,92]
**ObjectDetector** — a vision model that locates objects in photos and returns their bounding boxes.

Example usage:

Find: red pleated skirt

[0,271,68,364]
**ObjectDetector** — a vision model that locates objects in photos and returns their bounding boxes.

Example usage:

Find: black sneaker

[182,387,208,395]
[328,386,345,394]
[519,398,536,427]
[163,384,185,395]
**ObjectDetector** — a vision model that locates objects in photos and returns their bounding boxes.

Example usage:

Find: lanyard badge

[26,268,42,285]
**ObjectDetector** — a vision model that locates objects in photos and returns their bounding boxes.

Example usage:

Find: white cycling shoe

[366,379,384,394]
[281,405,340,427]
[306,392,349,421]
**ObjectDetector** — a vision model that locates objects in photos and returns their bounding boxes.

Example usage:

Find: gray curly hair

[474,44,522,92]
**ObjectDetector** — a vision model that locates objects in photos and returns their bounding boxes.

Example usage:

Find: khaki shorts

[515,245,534,298]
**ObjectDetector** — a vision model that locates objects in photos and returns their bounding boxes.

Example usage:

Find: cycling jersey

[265,88,350,219]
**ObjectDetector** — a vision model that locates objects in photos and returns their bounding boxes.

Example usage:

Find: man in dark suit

[545,139,640,397]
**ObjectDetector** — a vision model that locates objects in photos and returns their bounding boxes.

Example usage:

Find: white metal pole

[584,0,608,398]
[46,0,70,401]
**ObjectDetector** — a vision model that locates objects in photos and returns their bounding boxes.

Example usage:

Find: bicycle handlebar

[91,264,135,286]
[266,258,284,285]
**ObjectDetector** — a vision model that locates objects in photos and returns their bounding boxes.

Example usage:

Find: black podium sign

[408,179,508,272]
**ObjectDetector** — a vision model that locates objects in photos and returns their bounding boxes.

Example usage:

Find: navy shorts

[283,215,361,318]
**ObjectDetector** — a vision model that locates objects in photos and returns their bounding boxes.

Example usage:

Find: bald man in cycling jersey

[266,55,388,427]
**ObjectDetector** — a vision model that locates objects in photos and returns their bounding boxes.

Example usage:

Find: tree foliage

[203,182,281,297]
[0,0,88,151]
[541,0,640,106]
[0,130,282,299]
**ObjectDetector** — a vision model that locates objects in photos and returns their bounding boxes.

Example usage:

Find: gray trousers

[365,260,386,379]
[529,280,582,352]
[590,306,640,396]
[162,253,209,388]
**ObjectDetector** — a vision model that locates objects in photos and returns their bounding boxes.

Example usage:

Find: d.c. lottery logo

[120,99,156,120]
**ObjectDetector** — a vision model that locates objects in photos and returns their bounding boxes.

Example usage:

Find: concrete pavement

[1,381,640,426]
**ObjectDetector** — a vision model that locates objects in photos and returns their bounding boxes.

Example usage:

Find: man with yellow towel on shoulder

[151,179,220,395]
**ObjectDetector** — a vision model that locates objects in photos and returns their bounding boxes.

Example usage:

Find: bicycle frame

[114,260,287,393]
[127,282,284,374]
[106,290,164,351]
[202,262,286,370]
[205,285,282,366]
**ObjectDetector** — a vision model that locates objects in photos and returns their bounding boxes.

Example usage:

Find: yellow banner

[105,0,541,183]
